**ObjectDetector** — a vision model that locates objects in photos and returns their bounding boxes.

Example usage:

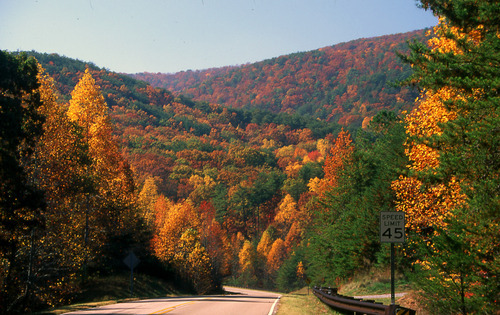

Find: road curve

[63,286,281,315]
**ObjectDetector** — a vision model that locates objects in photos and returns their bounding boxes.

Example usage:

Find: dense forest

[132,30,427,127]
[1,1,498,313]
[2,49,349,313]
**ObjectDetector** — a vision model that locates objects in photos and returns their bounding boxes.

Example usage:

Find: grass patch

[320,267,428,314]
[276,268,417,314]
[276,287,341,315]
[35,272,184,315]
[339,268,413,297]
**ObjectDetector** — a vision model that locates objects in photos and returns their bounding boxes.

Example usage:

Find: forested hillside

[6,50,411,311]
[2,6,498,312]
[3,50,349,312]
[11,51,412,308]
[26,51,343,198]
[132,30,427,127]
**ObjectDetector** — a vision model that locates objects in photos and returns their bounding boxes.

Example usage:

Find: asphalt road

[63,286,281,315]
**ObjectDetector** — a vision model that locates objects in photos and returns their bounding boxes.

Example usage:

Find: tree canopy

[393,1,499,312]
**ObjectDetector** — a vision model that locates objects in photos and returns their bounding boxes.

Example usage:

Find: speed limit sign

[380,212,405,243]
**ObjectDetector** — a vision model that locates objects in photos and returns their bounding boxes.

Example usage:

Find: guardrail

[313,286,416,315]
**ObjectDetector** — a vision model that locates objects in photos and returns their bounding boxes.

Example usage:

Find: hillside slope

[22,43,414,302]
[131,30,428,127]
[29,52,340,198]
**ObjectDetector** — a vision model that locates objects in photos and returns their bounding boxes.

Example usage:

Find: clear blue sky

[0,0,437,74]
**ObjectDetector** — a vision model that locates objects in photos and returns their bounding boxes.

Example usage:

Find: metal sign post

[123,251,140,296]
[380,212,405,305]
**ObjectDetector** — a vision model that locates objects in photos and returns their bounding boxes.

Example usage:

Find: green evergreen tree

[276,249,306,292]
[306,111,408,284]
[399,1,499,313]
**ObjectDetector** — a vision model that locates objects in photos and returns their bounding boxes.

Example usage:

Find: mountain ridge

[131,29,429,127]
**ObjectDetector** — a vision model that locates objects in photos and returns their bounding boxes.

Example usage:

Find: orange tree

[392,1,499,313]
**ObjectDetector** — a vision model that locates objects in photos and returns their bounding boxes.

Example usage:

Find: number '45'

[382,228,403,239]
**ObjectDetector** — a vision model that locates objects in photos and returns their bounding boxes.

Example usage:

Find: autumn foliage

[33,49,397,294]
[133,30,426,127]
[318,128,354,194]
[1,56,145,313]
[391,5,500,312]
[5,17,497,313]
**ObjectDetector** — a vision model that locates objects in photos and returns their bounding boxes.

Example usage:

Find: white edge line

[268,295,281,315]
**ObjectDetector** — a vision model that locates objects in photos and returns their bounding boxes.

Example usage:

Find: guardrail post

[387,304,397,315]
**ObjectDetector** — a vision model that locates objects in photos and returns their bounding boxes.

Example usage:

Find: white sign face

[380,212,405,243]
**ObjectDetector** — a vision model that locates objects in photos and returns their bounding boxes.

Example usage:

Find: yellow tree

[238,240,254,274]
[174,229,213,294]
[391,23,468,233]
[316,138,331,161]
[267,238,286,273]
[67,68,108,263]
[188,174,216,205]
[284,222,302,253]
[153,200,219,291]
[153,200,200,262]
[238,239,259,286]
[256,230,273,259]
[391,24,469,230]
[274,194,298,231]
[67,68,139,272]
[138,176,159,227]
[68,69,109,140]
[274,193,308,246]
[25,65,91,304]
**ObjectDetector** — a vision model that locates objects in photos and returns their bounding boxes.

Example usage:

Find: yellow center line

[149,297,212,315]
